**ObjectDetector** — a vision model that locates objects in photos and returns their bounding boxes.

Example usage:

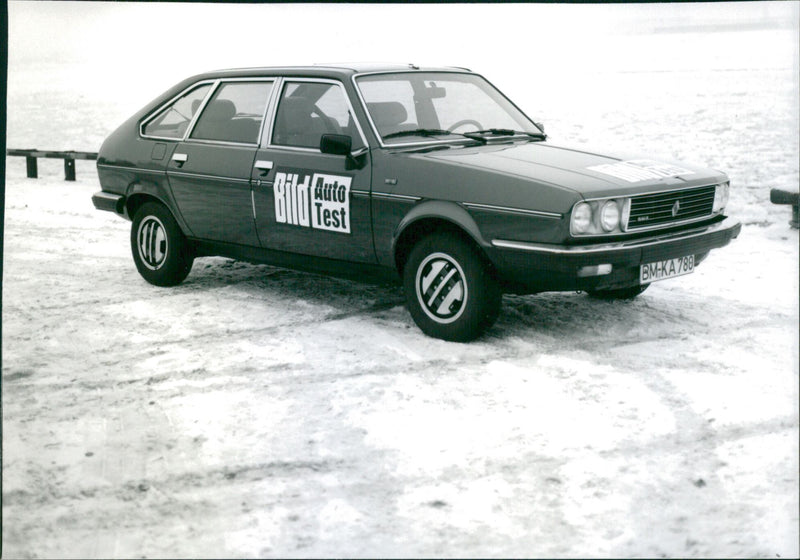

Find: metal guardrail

[770,188,799,229]
[6,149,98,181]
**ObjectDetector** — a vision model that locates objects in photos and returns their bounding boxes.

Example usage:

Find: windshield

[355,72,541,145]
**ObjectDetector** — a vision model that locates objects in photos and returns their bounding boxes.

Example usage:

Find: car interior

[191,98,262,144]
[367,101,417,137]
[272,95,338,148]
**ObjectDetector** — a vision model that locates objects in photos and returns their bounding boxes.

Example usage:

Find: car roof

[196,63,473,81]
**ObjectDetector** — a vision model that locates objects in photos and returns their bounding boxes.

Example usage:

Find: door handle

[254,160,273,176]
[171,153,188,167]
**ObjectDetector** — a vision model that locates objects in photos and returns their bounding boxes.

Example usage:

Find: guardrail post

[26,156,38,178]
[64,158,76,181]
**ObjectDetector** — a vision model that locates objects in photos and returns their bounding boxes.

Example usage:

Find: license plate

[640,255,695,283]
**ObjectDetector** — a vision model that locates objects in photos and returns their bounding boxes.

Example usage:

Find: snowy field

[3,2,799,558]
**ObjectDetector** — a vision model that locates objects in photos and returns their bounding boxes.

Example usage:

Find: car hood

[410,140,727,197]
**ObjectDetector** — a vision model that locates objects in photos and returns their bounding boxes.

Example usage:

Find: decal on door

[273,168,352,234]
[587,160,695,183]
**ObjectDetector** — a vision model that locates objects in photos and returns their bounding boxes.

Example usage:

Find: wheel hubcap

[416,253,467,324]
[137,216,168,270]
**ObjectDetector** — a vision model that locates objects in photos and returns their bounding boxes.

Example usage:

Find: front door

[251,79,375,263]
[167,80,274,246]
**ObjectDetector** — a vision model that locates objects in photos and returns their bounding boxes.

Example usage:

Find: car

[92,63,741,341]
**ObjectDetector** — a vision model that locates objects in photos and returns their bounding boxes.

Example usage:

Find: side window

[142,84,212,139]
[190,81,273,144]
[272,82,362,149]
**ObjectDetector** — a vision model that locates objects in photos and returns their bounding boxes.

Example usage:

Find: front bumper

[490,216,742,293]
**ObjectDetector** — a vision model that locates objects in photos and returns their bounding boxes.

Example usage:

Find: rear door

[166,79,275,246]
[251,79,375,263]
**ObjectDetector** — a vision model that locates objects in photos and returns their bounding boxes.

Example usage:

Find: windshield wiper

[382,128,456,140]
[462,128,547,142]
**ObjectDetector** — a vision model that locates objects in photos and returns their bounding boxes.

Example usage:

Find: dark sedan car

[92,63,741,341]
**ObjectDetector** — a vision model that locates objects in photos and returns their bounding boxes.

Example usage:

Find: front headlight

[713,182,730,213]
[570,197,629,236]
[600,200,620,232]
[571,202,592,234]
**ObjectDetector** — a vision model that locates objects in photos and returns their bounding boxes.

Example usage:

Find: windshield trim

[351,70,541,149]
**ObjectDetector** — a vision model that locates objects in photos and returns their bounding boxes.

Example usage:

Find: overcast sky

[6,1,798,134]
[8,2,796,70]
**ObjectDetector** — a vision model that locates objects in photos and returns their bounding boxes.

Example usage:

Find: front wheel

[403,233,501,342]
[130,202,194,287]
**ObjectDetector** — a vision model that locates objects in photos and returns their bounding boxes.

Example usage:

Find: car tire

[403,233,501,342]
[587,284,649,300]
[130,202,194,287]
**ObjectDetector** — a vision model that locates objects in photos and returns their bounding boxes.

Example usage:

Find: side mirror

[534,122,545,133]
[320,134,352,156]
[320,134,367,170]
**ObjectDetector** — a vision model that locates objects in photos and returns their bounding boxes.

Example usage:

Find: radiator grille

[627,185,716,230]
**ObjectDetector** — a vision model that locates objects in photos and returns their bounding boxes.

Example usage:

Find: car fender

[391,199,492,271]
[125,180,194,236]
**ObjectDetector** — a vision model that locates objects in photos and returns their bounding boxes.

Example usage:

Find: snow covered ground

[3,2,799,558]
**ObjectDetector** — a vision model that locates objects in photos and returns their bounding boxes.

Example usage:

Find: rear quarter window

[141,84,212,139]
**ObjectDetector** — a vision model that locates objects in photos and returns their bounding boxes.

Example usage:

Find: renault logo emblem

[671,200,681,217]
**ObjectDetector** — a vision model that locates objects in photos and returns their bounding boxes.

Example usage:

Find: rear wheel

[587,284,649,300]
[130,202,194,286]
[403,233,501,342]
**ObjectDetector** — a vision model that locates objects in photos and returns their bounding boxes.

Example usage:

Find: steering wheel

[447,119,483,133]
